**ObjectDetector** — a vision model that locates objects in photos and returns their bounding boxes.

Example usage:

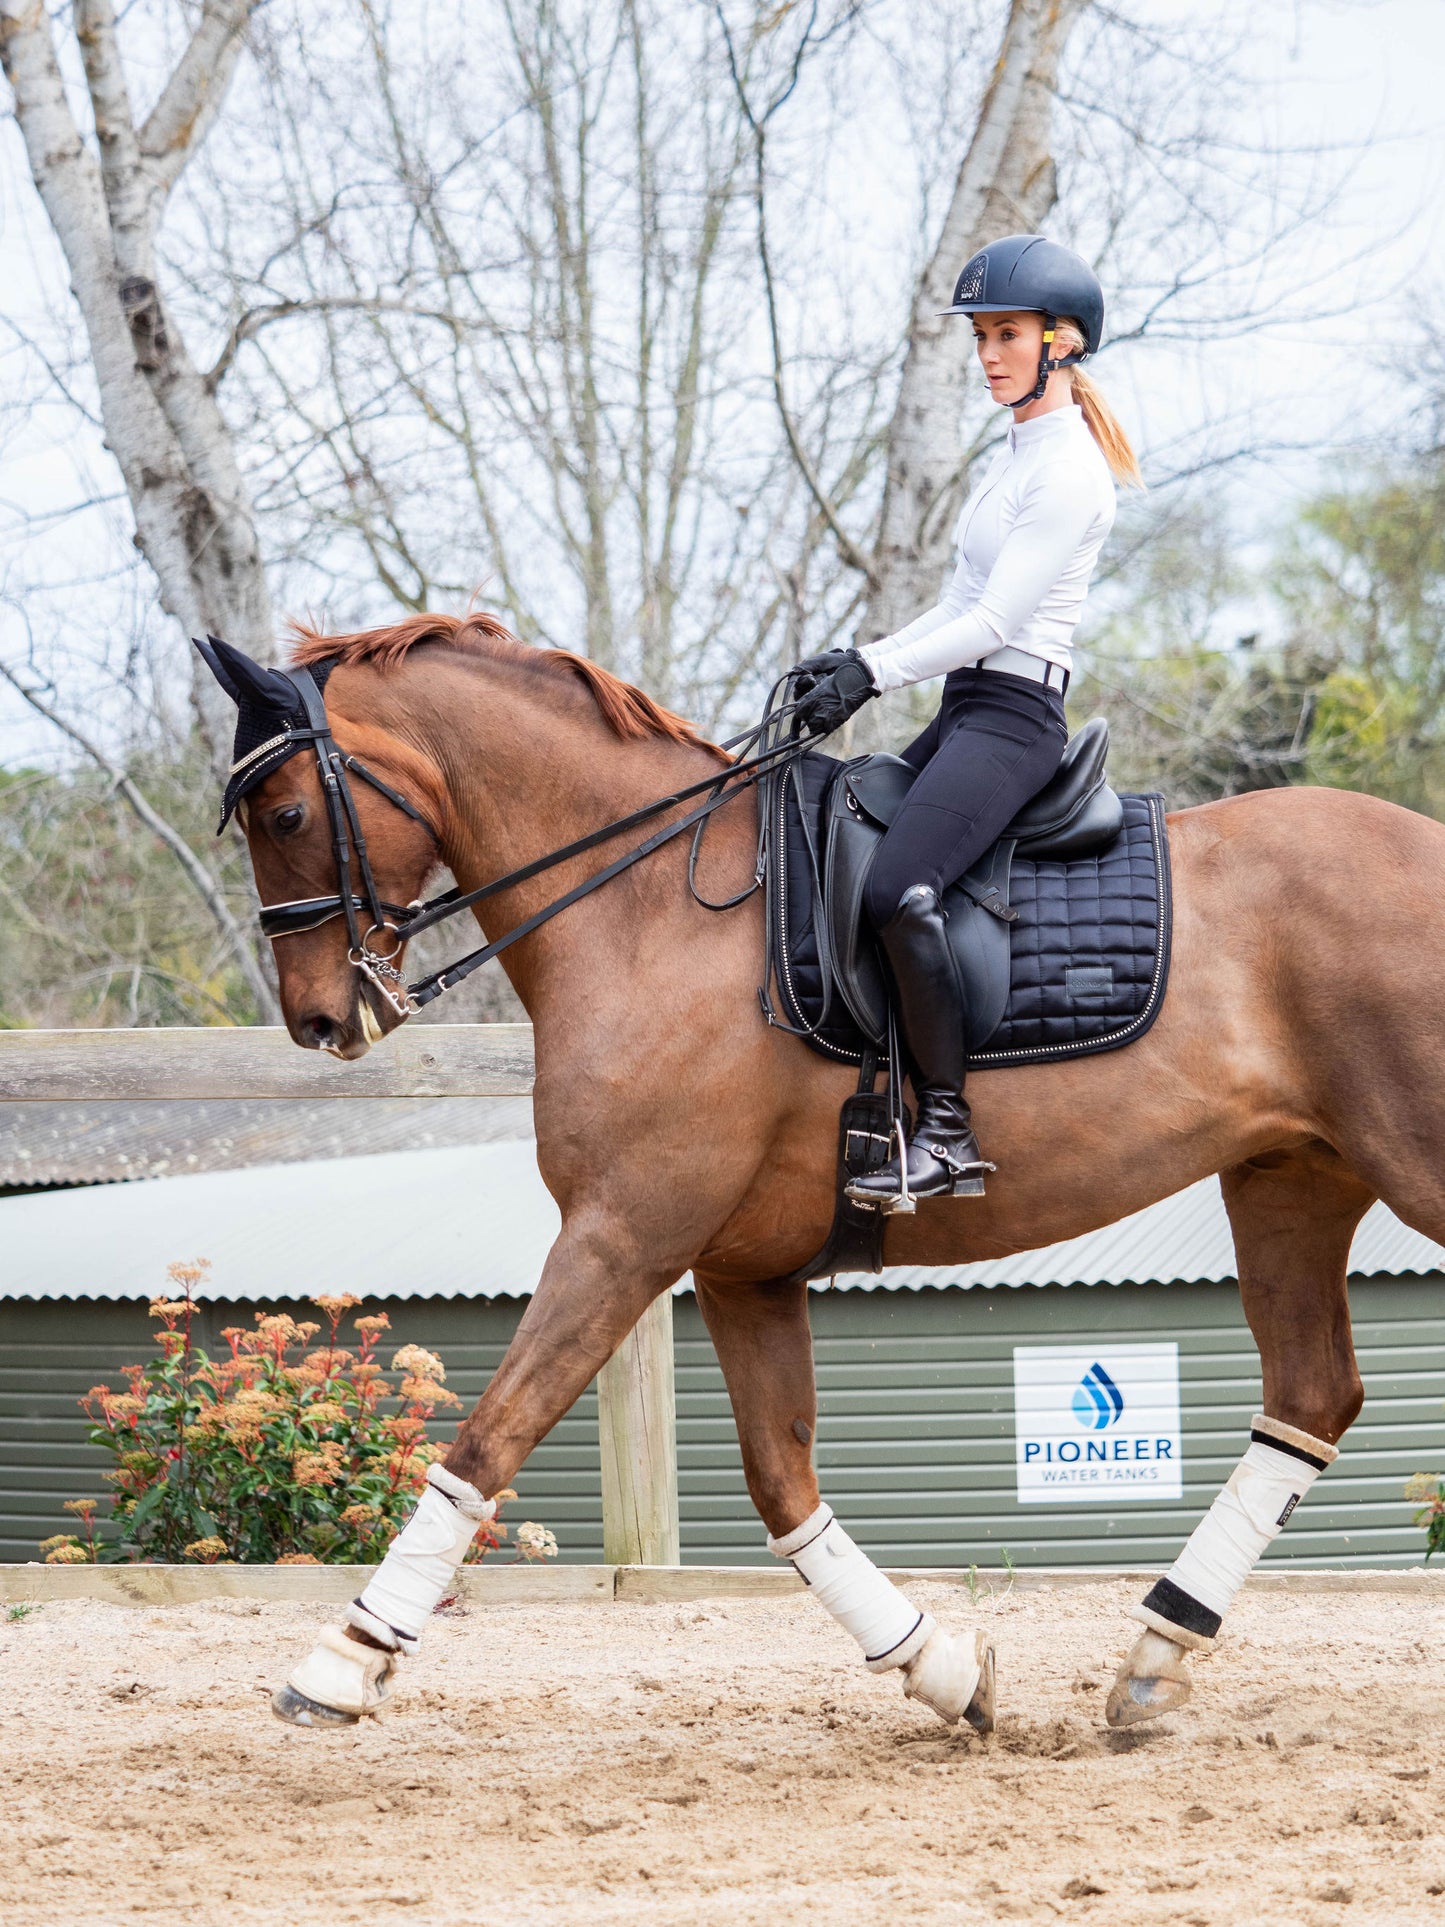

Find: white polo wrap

[351,1463,494,1648]
[768,1503,933,1673]
[1131,1414,1337,1650]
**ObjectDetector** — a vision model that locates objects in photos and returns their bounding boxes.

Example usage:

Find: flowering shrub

[41,1262,559,1568]
[1405,1473,1445,1559]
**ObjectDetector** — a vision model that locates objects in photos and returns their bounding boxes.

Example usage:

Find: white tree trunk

[0,0,274,759]
[863,0,1088,651]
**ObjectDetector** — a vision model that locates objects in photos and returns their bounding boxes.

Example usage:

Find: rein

[260,664,817,1019]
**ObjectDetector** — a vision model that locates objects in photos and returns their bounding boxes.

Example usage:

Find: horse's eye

[272,805,306,838]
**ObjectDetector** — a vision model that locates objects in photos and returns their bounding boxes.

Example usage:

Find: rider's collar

[1008,403,1085,450]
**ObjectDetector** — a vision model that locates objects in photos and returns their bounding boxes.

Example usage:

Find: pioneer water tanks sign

[1013,1343,1183,1504]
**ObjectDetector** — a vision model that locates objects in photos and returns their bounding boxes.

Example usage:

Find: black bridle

[255,663,817,1020]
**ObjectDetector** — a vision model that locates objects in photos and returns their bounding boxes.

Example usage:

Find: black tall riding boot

[846,884,993,1205]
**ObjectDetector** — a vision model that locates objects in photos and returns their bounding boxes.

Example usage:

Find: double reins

[261,663,818,1018]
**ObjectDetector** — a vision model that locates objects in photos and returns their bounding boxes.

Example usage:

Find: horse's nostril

[302,1014,339,1052]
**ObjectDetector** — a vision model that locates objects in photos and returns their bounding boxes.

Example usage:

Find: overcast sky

[1106,0,1444,492]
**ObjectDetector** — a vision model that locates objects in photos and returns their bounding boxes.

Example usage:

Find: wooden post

[597,1292,680,1566]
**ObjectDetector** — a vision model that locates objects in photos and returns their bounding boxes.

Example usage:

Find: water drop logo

[1071,1361,1125,1431]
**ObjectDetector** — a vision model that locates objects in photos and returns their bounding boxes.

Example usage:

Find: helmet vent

[954,253,987,305]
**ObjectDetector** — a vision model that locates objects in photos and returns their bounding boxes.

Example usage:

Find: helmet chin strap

[1001,315,1086,410]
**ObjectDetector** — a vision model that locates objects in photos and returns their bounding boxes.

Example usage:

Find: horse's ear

[193,634,296,712]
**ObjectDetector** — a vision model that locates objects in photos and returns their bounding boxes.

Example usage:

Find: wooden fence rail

[0,1022,537,1100]
[0,1025,679,1566]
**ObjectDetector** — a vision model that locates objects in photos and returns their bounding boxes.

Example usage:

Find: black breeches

[862,667,1068,928]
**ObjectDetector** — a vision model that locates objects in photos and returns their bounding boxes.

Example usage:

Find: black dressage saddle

[820,716,1124,1052]
[760,714,1170,1281]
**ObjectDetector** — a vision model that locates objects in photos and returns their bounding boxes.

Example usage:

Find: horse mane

[287,612,720,756]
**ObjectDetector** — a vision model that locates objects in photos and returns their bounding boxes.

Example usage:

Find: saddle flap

[823,765,893,1045]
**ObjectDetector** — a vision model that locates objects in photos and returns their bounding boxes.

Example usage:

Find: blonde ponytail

[1054,318,1142,488]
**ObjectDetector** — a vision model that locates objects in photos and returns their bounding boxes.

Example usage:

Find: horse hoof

[964,1632,996,1734]
[271,1683,360,1728]
[1105,1630,1193,1728]
[277,1622,397,1722]
[1105,1671,1192,1727]
[902,1625,994,1728]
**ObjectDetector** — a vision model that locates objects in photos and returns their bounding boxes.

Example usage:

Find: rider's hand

[792,648,856,695]
[793,650,878,737]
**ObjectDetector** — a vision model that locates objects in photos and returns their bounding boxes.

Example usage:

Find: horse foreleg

[273,1222,677,1727]
[694,1272,994,1732]
[1107,1144,1371,1728]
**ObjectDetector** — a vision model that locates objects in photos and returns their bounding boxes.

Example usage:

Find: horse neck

[391,655,732,1015]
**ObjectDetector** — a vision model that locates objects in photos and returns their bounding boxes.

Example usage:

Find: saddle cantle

[764,718,1172,1069]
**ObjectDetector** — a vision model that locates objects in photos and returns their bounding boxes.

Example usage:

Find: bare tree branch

[139,0,256,198]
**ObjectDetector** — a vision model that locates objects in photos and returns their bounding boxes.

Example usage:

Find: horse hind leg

[1107,1142,1372,1728]
[693,1271,995,1732]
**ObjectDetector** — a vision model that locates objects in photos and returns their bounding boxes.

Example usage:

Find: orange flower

[293,1442,347,1487]
[63,1498,98,1522]
[41,1538,88,1565]
[398,1377,462,1410]
[312,1293,362,1320]
[182,1537,229,1563]
[275,1553,323,1566]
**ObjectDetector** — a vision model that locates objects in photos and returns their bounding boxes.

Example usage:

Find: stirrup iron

[882,1115,916,1216]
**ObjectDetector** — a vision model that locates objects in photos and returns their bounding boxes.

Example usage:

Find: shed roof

[0,1145,1440,1304]
[842,1180,1445,1292]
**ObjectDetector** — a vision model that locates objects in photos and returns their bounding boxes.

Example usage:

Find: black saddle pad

[767,750,1172,1070]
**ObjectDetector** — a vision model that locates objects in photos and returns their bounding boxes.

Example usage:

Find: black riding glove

[792,648,856,694]
[792,650,878,737]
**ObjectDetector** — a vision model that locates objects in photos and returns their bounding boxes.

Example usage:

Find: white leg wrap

[768,1504,933,1672]
[351,1463,494,1649]
[1132,1414,1337,1649]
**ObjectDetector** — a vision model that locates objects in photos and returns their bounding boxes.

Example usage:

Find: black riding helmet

[942,234,1104,408]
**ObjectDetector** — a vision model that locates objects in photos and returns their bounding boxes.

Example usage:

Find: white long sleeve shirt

[859,404,1116,694]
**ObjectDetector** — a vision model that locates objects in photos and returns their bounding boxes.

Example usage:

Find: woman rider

[792,234,1141,1204]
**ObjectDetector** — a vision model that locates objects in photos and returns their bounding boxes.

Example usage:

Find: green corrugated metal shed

[4,1273,1442,1569]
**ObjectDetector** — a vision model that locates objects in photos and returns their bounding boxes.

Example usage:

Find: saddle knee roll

[1130,1414,1337,1650]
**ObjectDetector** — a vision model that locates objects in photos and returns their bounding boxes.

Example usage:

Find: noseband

[256,666,435,1019]
[254,663,816,1022]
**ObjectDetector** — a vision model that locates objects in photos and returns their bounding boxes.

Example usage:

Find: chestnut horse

[221,614,1445,1725]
